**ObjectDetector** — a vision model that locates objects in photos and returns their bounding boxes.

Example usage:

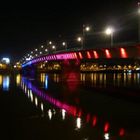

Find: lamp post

[82,25,91,49]
[52,45,56,52]
[77,36,83,49]
[105,27,114,47]
[62,42,67,50]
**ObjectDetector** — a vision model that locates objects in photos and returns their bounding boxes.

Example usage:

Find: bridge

[21,44,140,75]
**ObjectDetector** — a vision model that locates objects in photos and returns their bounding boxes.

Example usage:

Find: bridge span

[22,44,140,75]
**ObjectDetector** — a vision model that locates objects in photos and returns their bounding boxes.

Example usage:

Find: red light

[86,114,91,123]
[93,51,99,59]
[104,122,110,132]
[105,49,111,58]
[87,51,91,59]
[120,48,127,58]
[74,53,78,59]
[78,110,82,117]
[92,116,97,126]
[119,128,125,136]
[78,52,83,59]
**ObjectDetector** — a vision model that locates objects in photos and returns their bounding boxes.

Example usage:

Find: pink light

[87,51,91,59]
[93,51,99,59]
[105,49,111,58]
[78,52,83,59]
[120,48,127,58]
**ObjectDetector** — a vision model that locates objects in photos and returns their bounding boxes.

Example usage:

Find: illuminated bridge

[21,44,140,75]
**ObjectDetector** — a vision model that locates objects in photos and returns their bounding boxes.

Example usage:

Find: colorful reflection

[16,74,21,86]
[80,73,140,88]
[40,73,45,84]
[0,75,2,87]
[3,76,10,91]
[45,75,48,89]
[20,76,125,138]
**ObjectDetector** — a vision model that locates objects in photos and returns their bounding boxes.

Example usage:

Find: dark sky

[0,0,138,62]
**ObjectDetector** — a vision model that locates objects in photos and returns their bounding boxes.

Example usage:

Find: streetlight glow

[105,27,113,35]
[105,26,114,46]
[49,41,52,45]
[52,45,56,49]
[41,45,44,48]
[77,37,82,42]
[62,42,66,46]
[85,26,90,31]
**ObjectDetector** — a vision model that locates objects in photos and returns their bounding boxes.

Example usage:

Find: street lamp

[49,41,52,45]
[105,27,114,46]
[82,25,91,49]
[52,45,56,52]
[62,42,67,50]
[77,37,83,49]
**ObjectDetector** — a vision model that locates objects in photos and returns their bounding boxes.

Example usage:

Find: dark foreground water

[0,72,140,140]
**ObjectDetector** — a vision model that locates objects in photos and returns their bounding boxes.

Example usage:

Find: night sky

[0,0,138,63]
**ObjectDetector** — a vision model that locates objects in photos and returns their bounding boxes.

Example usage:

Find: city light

[2,57,10,64]
[76,117,81,129]
[105,27,113,35]
[52,45,56,49]
[49,41,52,45]
[77,37,82,42]
[85,26,90,31]
[62,42,66,46]
[105,26,114,46]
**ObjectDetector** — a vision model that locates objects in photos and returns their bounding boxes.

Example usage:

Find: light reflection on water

[20,75,126,139]
[80,73,140,88]
[0,75,10,91]
[39,73,140,89]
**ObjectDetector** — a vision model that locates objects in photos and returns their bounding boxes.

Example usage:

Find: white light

[35,97,38,106]
[104,133,109,140]
[45,49,48,52]
[26,58,31,61]
[48,109,52,120]
[31,51,33,54]
[2,58,10,64]
[77,37,82,42]
[85,26,90,31]
[35,49,38,51]
[136,67,140,70]
[62,42,66,46]
[76,117,81,129]
[41,45,44,48]
[52,45,56,49]
[49,41,52,45]
[41,103,44,111]
[105,27,113,35]
[40,52,42,54]
[62,109,66,120]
